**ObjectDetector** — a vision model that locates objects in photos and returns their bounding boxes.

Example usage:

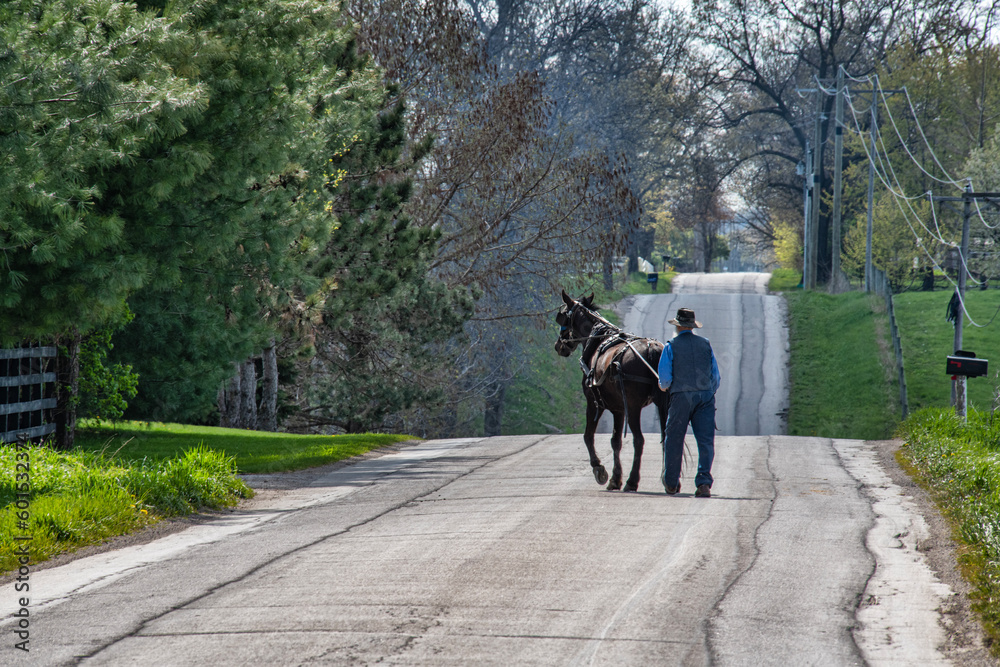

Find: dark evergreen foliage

[297,95,475,432]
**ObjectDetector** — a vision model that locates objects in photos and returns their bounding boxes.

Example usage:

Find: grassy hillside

[894,289,1000,413]
[783,290,901,439]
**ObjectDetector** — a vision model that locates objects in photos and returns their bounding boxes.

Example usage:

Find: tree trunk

[921,267,935,291]
[484,380,507,437]
[55,331,81,450]
[692,225,706,272]
[240,358,257,430]
[259,339,278,432]
[219,362,241,428]
[603,247,614,291]
[701,225,714,273]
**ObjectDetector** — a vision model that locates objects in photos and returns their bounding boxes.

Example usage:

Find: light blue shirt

[658,330,720,393]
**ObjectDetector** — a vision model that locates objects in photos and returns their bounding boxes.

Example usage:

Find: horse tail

[645,338,664,370]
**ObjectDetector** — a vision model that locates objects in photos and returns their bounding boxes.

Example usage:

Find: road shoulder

[0,441,422,584]
[869,438,995,665]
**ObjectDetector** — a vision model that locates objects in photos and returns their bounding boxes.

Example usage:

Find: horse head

[554,290,595,356]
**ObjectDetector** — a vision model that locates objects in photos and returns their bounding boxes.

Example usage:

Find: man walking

[658,307,721,498]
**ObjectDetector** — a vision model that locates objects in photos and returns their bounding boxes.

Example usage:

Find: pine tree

[292,95,475,433]
[0,0,203,343]
[107,0,384,421]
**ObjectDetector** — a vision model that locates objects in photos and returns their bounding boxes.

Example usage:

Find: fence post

[55,332,81,450]
[874,268,909,419]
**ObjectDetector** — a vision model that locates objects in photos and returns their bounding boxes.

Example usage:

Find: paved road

[599,272,787,438]
[0,435,957,665]
[0,272,964,665]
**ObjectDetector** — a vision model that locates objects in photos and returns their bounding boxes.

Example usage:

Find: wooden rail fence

[0,346,58,444]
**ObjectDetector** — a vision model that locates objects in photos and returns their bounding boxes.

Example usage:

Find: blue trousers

[661,390,716,489]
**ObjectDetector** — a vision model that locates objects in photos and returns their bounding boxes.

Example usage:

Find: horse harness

[580,323,661,420]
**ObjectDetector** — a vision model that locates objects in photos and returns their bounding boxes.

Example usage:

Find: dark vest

[669,332,714,392]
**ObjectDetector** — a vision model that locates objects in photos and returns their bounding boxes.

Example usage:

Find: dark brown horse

[554,290,668,492]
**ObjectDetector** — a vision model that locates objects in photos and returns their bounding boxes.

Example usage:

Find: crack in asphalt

[827,437,877,665]
[704,434,777,666]
[827,438,903,665]
[130,628,695,644]
[74,435,551,664]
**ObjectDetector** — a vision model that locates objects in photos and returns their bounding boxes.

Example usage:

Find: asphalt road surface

[607,272,787,437]
[0,273,983,665]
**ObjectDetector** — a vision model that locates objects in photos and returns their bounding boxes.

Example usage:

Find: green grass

[75,421,416,474]
[899,407,1000,653]
[768,268,802,292]
[784,290,900,439]
[893,289,1000,414]
[0,444,251,573]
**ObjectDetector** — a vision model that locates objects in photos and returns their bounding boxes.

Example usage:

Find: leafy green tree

[837,37,1000,289]
[78,307,139,422]
[842,194,928,290]
[3,0,473,433]
[772,218,803,271]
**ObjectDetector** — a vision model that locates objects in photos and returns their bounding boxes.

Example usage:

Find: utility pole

[865,92,877,293]
[830,68,845,287]
[846,86,903,292]
[807,91,823,290]
[801,141,811,287]
[956,185,972,419]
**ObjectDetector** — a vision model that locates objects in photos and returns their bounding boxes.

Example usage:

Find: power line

[806,66,1000,328]
[833,73,1000,327]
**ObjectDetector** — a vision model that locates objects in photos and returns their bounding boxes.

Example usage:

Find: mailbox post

[947,350,988,421]
[647,272,659,292]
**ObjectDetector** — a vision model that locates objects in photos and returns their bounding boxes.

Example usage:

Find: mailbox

[946,350,989,378]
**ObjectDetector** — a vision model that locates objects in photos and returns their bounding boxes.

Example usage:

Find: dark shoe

[695,484,711,498]
[664,484,680,495]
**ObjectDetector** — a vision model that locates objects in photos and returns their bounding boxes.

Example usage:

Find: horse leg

[584,399,609,485]
[607,410,624,491]
[623,396,646,492]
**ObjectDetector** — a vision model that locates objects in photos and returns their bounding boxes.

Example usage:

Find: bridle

[556,302,593,348]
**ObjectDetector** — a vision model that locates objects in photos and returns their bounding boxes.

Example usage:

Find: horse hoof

[594,466,609,485]
[606,480,622,491]
[623,483,638,493]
